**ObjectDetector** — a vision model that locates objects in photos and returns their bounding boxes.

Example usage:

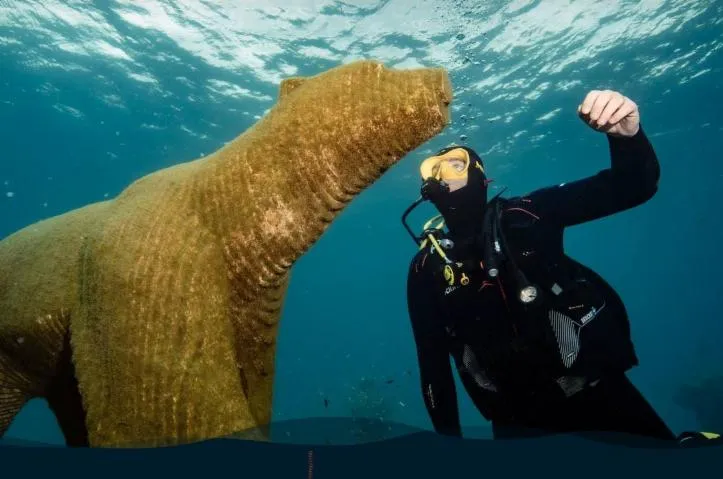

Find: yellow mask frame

[419,147,472,183]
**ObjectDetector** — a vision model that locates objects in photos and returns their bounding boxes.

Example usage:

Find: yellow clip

[419,215,445,251]
[443,265,454,286]
[460,273,469,286]
[701,432,721,439]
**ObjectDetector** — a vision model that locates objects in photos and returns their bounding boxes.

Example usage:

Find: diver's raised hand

[577,90,640,137]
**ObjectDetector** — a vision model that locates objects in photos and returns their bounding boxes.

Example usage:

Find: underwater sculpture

[0,60,452,447]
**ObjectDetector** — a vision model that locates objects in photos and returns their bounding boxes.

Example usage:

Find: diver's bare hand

[577,90,640,137]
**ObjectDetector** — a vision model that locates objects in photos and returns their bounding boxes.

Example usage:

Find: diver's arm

[406,256,463,437]
[524,125,660,227]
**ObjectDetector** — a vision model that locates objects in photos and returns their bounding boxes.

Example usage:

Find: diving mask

[419,147,472,192]
[402,146,489,246]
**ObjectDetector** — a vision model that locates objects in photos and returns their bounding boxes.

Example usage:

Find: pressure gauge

[519,285,538,304]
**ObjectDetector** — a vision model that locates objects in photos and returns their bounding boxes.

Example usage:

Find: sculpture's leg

[0,316,68,441]
[0,349,31,438]
[71,231,258,447]
[0,335,89,446]
[225,273,292,442]
[0,314,86,445]
[45,334,89,447]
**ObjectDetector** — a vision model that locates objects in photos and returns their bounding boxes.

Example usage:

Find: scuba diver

[403,89,678,441]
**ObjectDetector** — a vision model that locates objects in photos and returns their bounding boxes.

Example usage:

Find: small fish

[323,398,329,408]
[385,379,395,384]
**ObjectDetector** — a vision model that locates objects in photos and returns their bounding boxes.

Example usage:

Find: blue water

[1,0,722,445]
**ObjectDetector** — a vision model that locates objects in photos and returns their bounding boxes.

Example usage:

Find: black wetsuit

[407,126,676,441]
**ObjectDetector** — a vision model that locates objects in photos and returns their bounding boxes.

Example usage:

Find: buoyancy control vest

[420,195,640,393]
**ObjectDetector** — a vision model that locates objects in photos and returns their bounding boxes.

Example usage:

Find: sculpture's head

[208,60,454,263]
[266,60,453,198]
